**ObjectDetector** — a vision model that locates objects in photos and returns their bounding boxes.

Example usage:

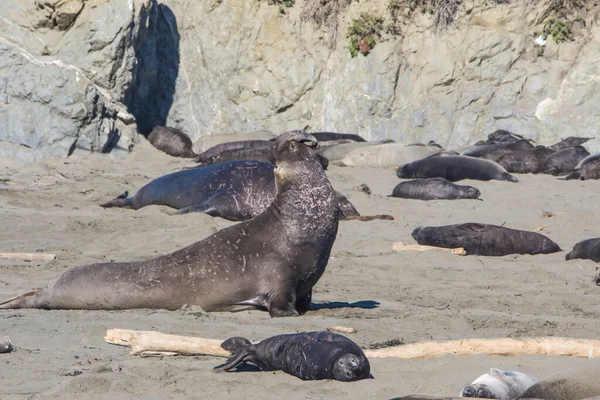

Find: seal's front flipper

[100,192,133,208]
[268,284,299,318]
[176,204,211,215]
[0,289,43,309]
[177,198,251,221]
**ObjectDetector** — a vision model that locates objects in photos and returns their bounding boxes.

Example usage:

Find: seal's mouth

[298,138,319,149]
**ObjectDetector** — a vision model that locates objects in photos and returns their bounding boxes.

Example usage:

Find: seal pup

[548,136,592,152]
[540,146,590,176]
[565,153,600,180]
[0,131,340,317]
[146,126,197,158]
[397,155,518,182]
[412,223,561,256]
[391,178,481,200]
[100,160,355,221]
[460,368,538,399]
[310,132,366,142]
[214,331,371,381]
[565,238,600,263]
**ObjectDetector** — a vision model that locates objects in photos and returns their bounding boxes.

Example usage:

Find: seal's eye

[289,141,297,150]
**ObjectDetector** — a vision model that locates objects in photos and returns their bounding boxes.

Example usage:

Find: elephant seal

[192,130,277,154]
[337,143,444,168]
[486,130,527,143]
[460,368,537,399]
[146,126,197,158]
[214,331,371,381]
[495,147,554,174]
[541,146,590,176]
[461,140,534,161]
[391,178,481,200]
[310,132,366,142]
[0,131,340,317]
[565,238,600,263]
[548,136,592,152]
[194,140,271,163]
[412,223,561,256]
[319,140,393,162]
[100,160,355,221]
[565,153,600,180]
[397,155,519,182]
[516,369,600,400]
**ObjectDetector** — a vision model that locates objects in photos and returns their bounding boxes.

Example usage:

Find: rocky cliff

[1,0,598,161]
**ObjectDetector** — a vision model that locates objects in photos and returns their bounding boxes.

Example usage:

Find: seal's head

[332,353,371,382]
[269,130,319,166]
[460,384,494,398]
[464,187,481,199]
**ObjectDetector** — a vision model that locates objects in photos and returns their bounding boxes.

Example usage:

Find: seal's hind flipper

[0,289,43,309]
[213,351,251,372]
[100,192,133,208]
[213,337,253,372]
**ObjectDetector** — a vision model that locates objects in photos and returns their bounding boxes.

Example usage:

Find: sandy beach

[1,140,599,399]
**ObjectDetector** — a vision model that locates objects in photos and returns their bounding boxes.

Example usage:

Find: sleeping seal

[391,178,481,200]
[100,160,355,221]
[540,146,590,176]
[194,140,271,163]
[192,130,277,154]
[461,140,534,161]
[516,368,600,399]
[397,155,518,182]
[460,368,538,399]
[548,136,592,152]
[565,238,600,263]
[565,153,600,180]
[412,223,561,256]
[495,147,554,174]
[337,143,443,168]
[214,331,371,381]
[310,132,366,142]
[146,126,197,158]
[0,131,340,317]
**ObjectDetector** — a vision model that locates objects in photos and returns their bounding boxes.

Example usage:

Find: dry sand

[1,140,599,399]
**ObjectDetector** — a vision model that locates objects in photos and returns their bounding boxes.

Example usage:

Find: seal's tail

[0,289,44,309]
[100,191,133,208]
[213,337,253,372]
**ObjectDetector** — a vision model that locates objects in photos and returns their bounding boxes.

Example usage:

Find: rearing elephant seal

[0,131,339,317]
[214,331,371,381]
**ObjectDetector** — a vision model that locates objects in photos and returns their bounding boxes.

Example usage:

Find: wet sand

[1,140,599,399]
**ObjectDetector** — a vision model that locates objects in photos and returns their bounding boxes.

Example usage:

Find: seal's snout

[298,137,319,149]
[460,385,477,397]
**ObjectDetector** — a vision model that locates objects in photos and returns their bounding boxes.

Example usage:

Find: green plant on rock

[265,0,294,14]
[542,18,572,43]
[347,13,384,57]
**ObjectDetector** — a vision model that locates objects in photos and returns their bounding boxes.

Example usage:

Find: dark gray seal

[548,136,592,152]
[310,132,366,142]
[460,368,538,400]
[565,153,600,180]
[461,140,534,161]
[214,331,371,381]
[391,178,481,200]
[194,140,271,163]
[495,147,555,174]
[565,238,600,263]
[397,155,519,182]
[541,146,590,176]
[100,160,357,221]
[0,131,339,317]
[486,130,527,143]
[412,223,561,256]
[146,126,197,158]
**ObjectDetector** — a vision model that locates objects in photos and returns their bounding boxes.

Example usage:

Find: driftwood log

[0,252,56,261]
[105,329,600,360]
[392,242,466,256]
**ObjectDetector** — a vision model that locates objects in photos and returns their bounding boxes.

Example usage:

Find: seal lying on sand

[461,140,534,161]
[214,331,371,381]
[565,153,600,180]
[548,136,592,152]
[319,140,394,162]
[398,155,518,182]
[516,368,600,399]
[310,132,366,142]
[391,178,481,200]
[337,143,444,168]
[194,140,271,163]
[193,130,277,154]
[0,131,340,316]
[565,238,600,263]
[146,126,197,158]
[540,146,590,176]
[495,147,554,174]
[412,223,561,256]
[100,160,356,221]
[460,368,537,399]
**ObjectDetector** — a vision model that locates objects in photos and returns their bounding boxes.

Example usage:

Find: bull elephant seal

[460,368,537,399]
[0,131,340,317]
[516,369,600,400]
[398,155,518,182]
[565,238,600,263]
[541,146,590,176]
[100,160,356,221]
[412,223,561,256]
[565,153,600,180]
[495,147,554,174]
[214,331,371,381]
[391,178,481,200]
[146,126,197,158]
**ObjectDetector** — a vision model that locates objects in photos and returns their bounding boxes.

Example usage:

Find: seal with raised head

[0,131,339,317]
[565,153,600,180]
[391,178,481,200]
[565,238,600,263]
[100,159,356,221]
[541,146,590,176]
[548,136,592,152]
[214,331,371,381]
[412,223,561,256]
[460,368,538,399]
[146,126,197,158]
[397,155,519,182]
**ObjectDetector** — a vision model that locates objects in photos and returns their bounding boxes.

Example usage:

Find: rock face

[1,0,599,161]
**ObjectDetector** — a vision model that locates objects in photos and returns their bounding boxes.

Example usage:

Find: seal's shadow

[309,300,380,311]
